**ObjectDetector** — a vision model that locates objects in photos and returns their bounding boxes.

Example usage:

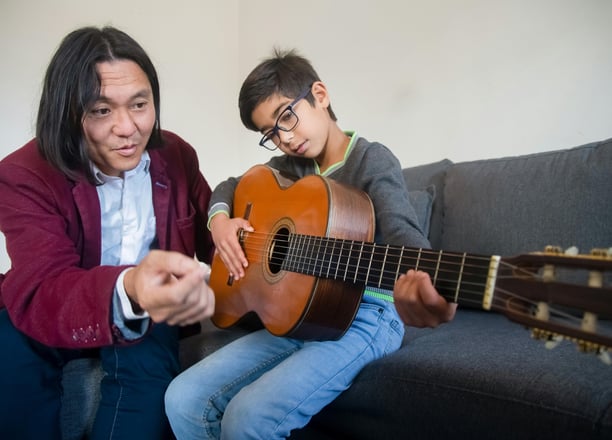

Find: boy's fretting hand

[393,269,457,328]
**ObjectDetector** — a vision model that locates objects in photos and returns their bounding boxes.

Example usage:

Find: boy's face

[251,82,332,160]
[82,60,156,177]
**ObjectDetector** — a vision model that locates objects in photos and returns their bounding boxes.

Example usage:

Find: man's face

[82,59,156,177]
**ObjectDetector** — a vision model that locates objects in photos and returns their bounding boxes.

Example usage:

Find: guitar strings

[226,230,610,340]
[238,230,507,290]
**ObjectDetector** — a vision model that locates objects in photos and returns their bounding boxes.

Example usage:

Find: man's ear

[311,81,331,108]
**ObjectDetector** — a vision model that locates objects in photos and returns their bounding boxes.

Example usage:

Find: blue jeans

[0,309,179,439]
[165,294,404,439]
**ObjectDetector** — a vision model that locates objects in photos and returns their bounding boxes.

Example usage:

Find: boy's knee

[164,377,189,422]
[222,396,276,439]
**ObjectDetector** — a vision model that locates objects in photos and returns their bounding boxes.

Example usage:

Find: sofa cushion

[440,138,612,257]
[402,159,453,248]
[296,310,612,439]
[408,185,435,238]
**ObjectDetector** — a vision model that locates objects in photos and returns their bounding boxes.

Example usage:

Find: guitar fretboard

[278,233,500,308]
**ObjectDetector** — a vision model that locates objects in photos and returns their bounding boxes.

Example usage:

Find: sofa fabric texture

[62,138,612,439]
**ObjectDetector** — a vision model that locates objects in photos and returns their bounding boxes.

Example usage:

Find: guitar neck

[279,233,500,309]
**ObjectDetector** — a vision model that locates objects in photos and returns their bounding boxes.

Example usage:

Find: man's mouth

[114,144,138,156]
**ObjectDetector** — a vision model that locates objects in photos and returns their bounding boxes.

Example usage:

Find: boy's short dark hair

[238,48,337,132]
[36,26,163,184]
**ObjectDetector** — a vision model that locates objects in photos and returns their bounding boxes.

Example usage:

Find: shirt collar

[93,151,151,184]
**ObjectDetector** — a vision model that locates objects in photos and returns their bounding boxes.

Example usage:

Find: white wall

[1,0,611,272]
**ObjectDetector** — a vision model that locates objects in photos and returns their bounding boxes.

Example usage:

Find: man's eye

[91,108,110,117]
[133,101,148,110]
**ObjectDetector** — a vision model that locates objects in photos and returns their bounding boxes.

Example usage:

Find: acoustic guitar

[209,165,612,356]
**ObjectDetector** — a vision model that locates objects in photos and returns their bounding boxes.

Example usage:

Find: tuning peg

[531,328,563,349]
[598,350,611,366]
[544,245,563,254]
[565,246,579,256]
[580,248,604,335]
[576,339,604,353]
[544,336,563,350]
[590,247,612,257]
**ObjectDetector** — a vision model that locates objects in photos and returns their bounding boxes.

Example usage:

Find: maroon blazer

[0,130,214,348]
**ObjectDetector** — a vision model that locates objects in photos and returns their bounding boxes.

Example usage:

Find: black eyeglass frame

[258,84,313,150]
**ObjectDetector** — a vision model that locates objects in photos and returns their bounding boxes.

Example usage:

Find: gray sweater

[209,133,430,250]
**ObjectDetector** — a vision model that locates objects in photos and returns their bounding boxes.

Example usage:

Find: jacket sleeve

[0,157,125,348]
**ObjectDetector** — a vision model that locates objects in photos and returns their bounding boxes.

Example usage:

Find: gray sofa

[63,138,612,439]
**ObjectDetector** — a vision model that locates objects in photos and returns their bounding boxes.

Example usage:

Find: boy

[165,49,455,439]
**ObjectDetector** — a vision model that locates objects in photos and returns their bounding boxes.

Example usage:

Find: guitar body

[210,165,375,340]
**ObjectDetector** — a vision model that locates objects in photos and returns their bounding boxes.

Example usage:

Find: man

[0,26,215,439]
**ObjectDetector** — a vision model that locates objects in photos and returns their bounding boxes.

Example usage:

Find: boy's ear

[311,81,330,108]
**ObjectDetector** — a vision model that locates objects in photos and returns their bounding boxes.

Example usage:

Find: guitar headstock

[496,246,612,362]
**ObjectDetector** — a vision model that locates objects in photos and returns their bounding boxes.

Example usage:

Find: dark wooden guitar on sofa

[209,165,612,356]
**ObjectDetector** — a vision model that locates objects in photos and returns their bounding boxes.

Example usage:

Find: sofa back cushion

[440,138,612,257]
[402,159,453,249]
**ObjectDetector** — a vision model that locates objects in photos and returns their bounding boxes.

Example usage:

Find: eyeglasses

[259,85,313,151]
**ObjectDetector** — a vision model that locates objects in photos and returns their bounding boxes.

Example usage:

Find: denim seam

[108,346,122,440]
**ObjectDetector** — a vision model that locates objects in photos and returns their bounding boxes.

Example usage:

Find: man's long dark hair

[36,26,163,183]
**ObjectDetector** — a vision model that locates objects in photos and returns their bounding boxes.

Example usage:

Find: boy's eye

[279,109,293,123]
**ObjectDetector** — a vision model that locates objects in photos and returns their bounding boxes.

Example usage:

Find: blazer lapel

[72,180,102,268]
[149,150,171,251]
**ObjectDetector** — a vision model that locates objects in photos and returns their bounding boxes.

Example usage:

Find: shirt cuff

[116,268,150,320]
[207,203,230,230]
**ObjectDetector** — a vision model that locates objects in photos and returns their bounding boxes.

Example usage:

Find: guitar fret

[320,237,329,278]
[307,237,318,275]
[326,240,335,279]
[365,244,374,285]
[334,240,344,280]
[295,234,304,273]
[394,246,405,281]
[319,237,327,278]
[299,234,306,274]
[302,235,310,274]
[355,242,364,284]
[305,235,314,275]
[378,245,390,288]
[343,241,354,281]
[454,252,467,302]
[284,234,294,272]
[311,236,319,276]
[415,248,422,271]
[433,250,443,285]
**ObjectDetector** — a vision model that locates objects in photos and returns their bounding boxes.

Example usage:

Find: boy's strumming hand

[210,214,254,280]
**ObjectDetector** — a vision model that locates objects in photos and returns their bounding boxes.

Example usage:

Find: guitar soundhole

[269,227,290,274]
